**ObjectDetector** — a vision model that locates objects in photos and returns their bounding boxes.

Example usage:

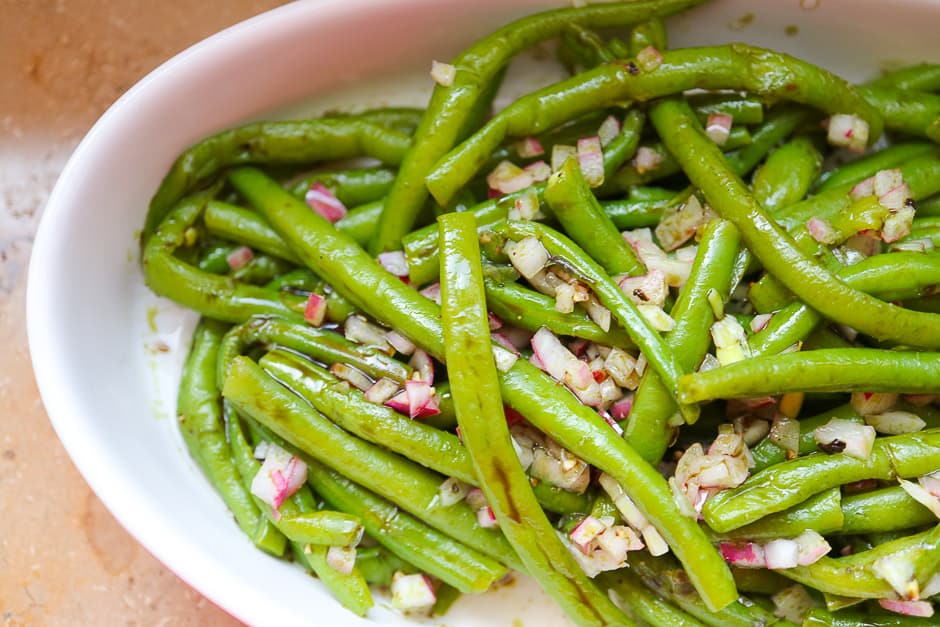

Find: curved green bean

[841,486,936,535]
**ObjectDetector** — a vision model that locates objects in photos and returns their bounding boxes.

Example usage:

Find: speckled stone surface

[1,2,285,624]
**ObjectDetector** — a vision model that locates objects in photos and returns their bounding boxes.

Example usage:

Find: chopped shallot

[597,115,621,147]
[304,293,327,327]
[378,251,409,278]
[390,572,436,610]
[306,182,347,222]
[430,60,456,86]
[878,599,934,618]
[326,546,357,575]
[577,136,605,187]
[827,113,869,153]
[226,245,253,271]
[506,237,550,279]
[633,146,663,175]
[250,442,308,513]
[705,113,733,146]
[635,46,663,72]
[814,418,876,459]
[516,136,544,158]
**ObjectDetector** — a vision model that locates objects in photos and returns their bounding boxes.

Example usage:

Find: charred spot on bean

[626,61,640,76]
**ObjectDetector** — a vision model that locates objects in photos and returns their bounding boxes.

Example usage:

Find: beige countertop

[1,2,286,624]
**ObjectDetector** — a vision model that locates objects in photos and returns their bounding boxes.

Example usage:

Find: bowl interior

[28,0,940,625]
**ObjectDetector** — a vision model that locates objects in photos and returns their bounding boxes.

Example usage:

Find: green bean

[329,106,425,135]
[867,63,940,92]
[804,607,940,627]
[688,93,765,126]
[143,192,305,324]
[709,488,843,542]
[368,0,707,253]
[493,219,697,421]
[814,142,936,192]
[602,109,646,179]
[841,486,937,535]
[602,569,706,627]
[428,45,881,205]
[305,451,508,593]
[228,165,737,611]
[725,105,811,176]
[557,24,616,72]
[749,403,863,472]
[288,166,396,207]
[441,211,629,626]
[859,85,940,142]
[222,356,522,569]
[702,430,940,532]
[353,546,416,586]
[780,525,940,599]
[204,201,302,264]
[545,156,644,275]
[484,278,634,347]
[649,97,940,349]
[752,136,822,213]
[730,567,792,595]
[680,348,940,402]
[216,316,410,390]
[297,542,373,616]
[628,17,667,55]
[259,349,474,484]
[624,219,740,463]
[176,319,285,555]
[145,118,411,241]
[484,111,611,175]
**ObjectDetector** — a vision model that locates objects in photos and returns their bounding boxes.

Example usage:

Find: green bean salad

[142,1,940,624]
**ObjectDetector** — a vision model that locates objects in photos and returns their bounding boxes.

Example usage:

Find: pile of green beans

[141,2,940,625]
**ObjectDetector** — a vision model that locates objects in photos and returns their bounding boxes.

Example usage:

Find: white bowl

[27,0,940,625]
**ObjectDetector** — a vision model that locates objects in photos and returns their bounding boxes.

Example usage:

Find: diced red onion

[364,378,399,404]
[477,506,499,528]
[710,316,751,365]
[597,114,621,147]
[764,538,801,569]
[874,553,918,600]
[638,304,675,332]
[734,416,771,447]
[635,45,663,72]
[551,144,577,172]
[438,477,471,506]
[898,478,940,519]
[377,251,409,278]
[508,186,542,220]
[329,363,373,392]
[851,392,898,415]
[554,282,577,313]
[506,236,550,279]
[633,146,663,175]
[577,136,605,187]
[866,410,926,435]
[882,205,916,243]
[850,175,875,200]
[814,418,876,459]
[326,546,356,575]
[796,530,831,566]
[524,160,552,183]
[390,572,437,610]
[750,313,773,333]
[305,182,347,222]
[531,447,590,494]
[583,297,612,332]
[487,160,534,195]
[531,327,573,382]
[492,344,519,373]
[879,183,912,211]
[515,136,544,158]
[874,169,904,196]
[569,515,608,552]
[344,315,391,350]
[303,292,327,327]
[226,245,254,271]
[771,584,818,624]
[386,330,416,356]
[807,217,840,245]
[878,599,934,618]
[827,113,869,153]
[609,394,634,420]
[604,348,639,390]
[405,379,440,418]
[617,269,668,307]
[720,542,766,568]
[408,349,435,385]
[769,415,800,453]
[419,282,441,305]
[384,390,410,414]
[705,113,733,146]
[250,443,308,512]
[253,441,270,460]
[599,409,624,435]
[430,59,456,86]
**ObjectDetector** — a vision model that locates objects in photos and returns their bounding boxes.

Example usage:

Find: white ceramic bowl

[28,0,940,625]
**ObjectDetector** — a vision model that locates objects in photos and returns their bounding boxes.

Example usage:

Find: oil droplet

[785,25,799,37]
[728,12,754,30]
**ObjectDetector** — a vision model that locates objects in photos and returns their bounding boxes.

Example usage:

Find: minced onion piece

[438,477,471,506]
[582,296,611,332]
[807,217,840,245]
[506,236,550,279]
[226,245,254,270]
[508,187,542,221]
[600,409,624,435]
[531,327,604,406]
[530,444,591,494]
[879,599,935,618]
[609,394,634,420]
[865,410,926,435]
[873,553,919,600]
[705,112,733,146]
[598,473,669,556]
[303,293,327,327]
[698,353,720,372]
[850,175,875,200]
[378,251,409,278]
[734,416,771,447]
[364,378,399,404]
[720,542,766,568]
[597,114,621,147]
[623,228,694,287]
[524,160,552,183]
[326,546,357,575]
[764,538,801,570]
[769,414,800,454]
[390,572,437,610]
[344,315,391,350]
[638,304,675,332]
[879,183,912,211]
[386,330,416,355]
[633,146,663,175]
[577,136,605,187]
[405,379,440,418]
[554,282,577,313]
[891,238,934,253]
[419,282,441,305]
[305,182,347,222]
[882,204,916,243]
[487,160,534,196]
[827,113,869,153]
[603,348,640,390]
[329,363,373,392]
[253,441,270,460]
[898,478,940,519]
[551,144,577,172]
[750,313,773,333]
[772,584,819,623]
[635,45,663,72]
[515,136,544,158]
[250,442,308,512]
[851,392,898,415]
[492,344,519,373]
[874,168,904,196]
[617,269,668,307]
[569,515,608,550]
[476,505,499,528]
[814,418,876,459]
[710,316,751,365]
[430,59,456,86]
[796,529,831,565]
[408,349,435,385]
